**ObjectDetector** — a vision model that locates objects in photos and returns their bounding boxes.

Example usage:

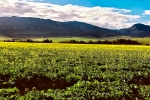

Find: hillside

[0,17,150,38]
[119,23,150,37]
[0,16,119,38]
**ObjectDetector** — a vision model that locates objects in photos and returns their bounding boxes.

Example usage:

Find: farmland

[1,36,150,44]
[0,42,150,99]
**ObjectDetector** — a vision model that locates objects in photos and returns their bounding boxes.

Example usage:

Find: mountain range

[119,23,150,37]
[0,16,150,38]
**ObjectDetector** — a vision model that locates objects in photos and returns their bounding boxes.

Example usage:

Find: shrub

[42,39,53,43]
[58,39,142,45]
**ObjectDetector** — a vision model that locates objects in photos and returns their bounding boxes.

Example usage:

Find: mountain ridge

[119,23,150,37]
[0,16,119,38]
[0,16,150,38]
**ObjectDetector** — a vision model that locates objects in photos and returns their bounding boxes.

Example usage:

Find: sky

[0,0,150,29]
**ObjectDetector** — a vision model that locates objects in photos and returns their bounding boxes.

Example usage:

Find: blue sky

[43,0,150,13]
[41,0,150,27]
[44,0,150,9]
[0,0,150,29]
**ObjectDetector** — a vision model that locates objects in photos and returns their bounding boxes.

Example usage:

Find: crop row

[0,43,150,99]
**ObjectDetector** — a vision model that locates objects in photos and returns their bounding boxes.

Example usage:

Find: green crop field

[0,42,150,99]
[30,36,132,42]
[32,37,98,42]
[133,37,150,45]
[0,36,150,45]
[31,36,150,44]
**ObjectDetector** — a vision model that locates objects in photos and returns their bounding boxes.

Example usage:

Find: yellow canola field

[0,42,149,69]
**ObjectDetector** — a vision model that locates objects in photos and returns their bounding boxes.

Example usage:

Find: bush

[42,39,53,43]
[3,39,53,43]
[26,39,34,42]
[59,39,142,45]
[146,44,149,46]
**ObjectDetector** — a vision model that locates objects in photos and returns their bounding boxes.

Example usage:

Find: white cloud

[0,0,141,29]
[143,10,150,15]
[143,21,150,26]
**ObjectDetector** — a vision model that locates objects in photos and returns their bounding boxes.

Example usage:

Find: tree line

[59,39,143,45]
[3,39,53,43]
[2,38,149,45]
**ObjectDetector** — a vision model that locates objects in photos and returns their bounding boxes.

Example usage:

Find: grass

[31,36,132,42]
[31,37,98,42]
[0,36,150,44]
[0,36,11,40]
[133,37,150,44]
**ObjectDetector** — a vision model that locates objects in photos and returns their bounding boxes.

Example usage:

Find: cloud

[143,10,150,15]
[143,21,150,26]
[0,0,141,29]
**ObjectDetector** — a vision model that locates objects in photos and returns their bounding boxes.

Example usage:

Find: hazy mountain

[0,17,150,38]
[119,23,150,37]
[0,16,119,38]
